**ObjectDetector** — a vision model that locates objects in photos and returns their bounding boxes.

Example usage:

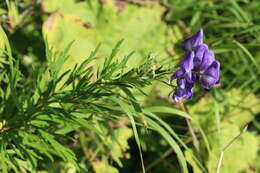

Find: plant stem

[179,102,200,152]
[216,151,224,173]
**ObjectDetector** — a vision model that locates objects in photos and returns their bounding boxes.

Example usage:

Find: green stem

[179,102,200,152]
[216,125,248,173]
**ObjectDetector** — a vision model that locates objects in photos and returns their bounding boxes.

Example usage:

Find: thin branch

[216,125,248,173]
[179,102,200,152]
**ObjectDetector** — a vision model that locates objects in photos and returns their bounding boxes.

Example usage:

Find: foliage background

[0,0,259,173]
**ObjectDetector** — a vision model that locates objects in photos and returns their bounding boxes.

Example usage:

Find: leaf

[7,2,20,29]
[232,40,260,72]
[144,106,191,119]
[0,25,12,57]
[188,89,260,173]
[111,97,146,173]
[224,89,260,127]
[106,127,132,167]
[38,130,78,168]
[143,109,206,172]
[144,116,189,173]
[92,160,119,173]
[185,150,202,173]
[0,8,7,15]
[42,0,169,75]
[42,0,75,13]
[206,122,258,173]
[189,89,260,130]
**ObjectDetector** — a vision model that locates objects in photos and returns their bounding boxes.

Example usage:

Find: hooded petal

[169,68,185,83]
[181,51,195,72]
[204,60,220,78]
[186,79,194,90]
[169,54,195,84]
[199,61,220,89]
[194,44,208,69]
[173,79,194,102]
[177,78,186,89]
[181,29,203,51]
[200,49,215,71]
[185,71,193,82]
[173,87,193,102]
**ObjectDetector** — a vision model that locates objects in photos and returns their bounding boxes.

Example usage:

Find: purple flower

[173,78,194,102]
[199,61,220,89]
[169,28,220,102]
[181,29,203,51]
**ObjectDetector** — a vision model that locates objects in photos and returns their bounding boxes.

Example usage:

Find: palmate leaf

[41,0,177,111]
[103,127,133,168]
[42,0,169,74]
[207,122,258,173]
[92,160,119,173]
[187,89,260,173]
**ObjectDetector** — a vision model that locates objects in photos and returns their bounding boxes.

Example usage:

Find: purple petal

[169,52,195,84]
[173,79,194,102]
[180,51,195,73]
[204,61,220,78]
[185,71,193,82]
[169,69,185,83]
[194,44,208,69]
[173,87,193,102]
[186,80,194,90]
[174,69,185,78]
[177,78,186,89]
[199,61,220,89]
[181,29,203,51]
[200,49,215,71]
[199,76,216,89]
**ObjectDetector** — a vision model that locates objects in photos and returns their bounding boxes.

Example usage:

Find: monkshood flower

[169,29,220,102]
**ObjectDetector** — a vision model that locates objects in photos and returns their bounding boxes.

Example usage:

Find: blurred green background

[0,0,259,172]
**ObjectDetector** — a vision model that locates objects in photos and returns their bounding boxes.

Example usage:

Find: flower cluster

[169,29,220,102]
